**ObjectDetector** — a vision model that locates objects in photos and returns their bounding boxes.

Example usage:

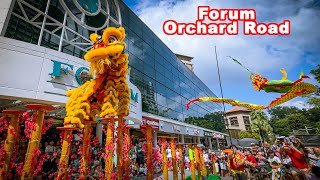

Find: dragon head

[249,73,268,91]
[84,27,126,76]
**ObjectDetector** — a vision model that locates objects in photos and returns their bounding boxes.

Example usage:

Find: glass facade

[3,0,221,122]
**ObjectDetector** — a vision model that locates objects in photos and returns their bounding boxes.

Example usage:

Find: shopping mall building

[0,0,228,148]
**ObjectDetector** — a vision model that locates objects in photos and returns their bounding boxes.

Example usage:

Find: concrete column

[197,136,201,144]
[208,137,212,149]
[96,123,103,144]
[153,131,157,146]
[180,134,185,144]
[193,137,197,144]
[216,137,220,149]
[0,0,14,35]
[205,137,208,146]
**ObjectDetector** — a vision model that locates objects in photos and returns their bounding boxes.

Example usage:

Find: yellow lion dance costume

[63,27,130,129]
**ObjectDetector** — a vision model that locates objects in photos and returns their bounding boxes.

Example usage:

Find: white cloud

[133,0,320,93]
[282,100,314,110]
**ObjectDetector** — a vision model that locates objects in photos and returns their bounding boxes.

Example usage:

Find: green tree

[268,106,302,135]
[185,111,226,132]
[250,111,273,141]
[287,113,310,131]
[274,119,290,136]
[310,64,320,82]
[238,131,260,140]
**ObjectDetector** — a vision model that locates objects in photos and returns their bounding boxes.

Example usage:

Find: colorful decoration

[159,136,168,180]
[56,26,130,180]
[0,110,24,179]
[186,57,317,110]
[63,27,129,129]
[21,104,54,179]
[168,137,178,180]
[187,144,196,180]
[178,144,185,180]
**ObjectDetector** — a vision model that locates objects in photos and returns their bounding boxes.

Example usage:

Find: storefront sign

[141,117,159,131]
[173,125,181,132]
[204,131,213,136]
[213,133,224,139]
[194,129,200,135]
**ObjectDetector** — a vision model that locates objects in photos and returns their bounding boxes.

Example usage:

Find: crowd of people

[1,131,320,180]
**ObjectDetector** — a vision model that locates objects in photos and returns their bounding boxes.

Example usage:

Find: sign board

[204,131,213,137]
[141,116,159,131]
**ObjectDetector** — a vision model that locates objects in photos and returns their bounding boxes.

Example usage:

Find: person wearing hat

[228,145,246,180]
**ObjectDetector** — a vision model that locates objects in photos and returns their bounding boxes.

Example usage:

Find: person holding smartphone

[282,137,309,180]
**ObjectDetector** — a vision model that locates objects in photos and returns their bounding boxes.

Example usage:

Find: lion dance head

[84,27,127,76]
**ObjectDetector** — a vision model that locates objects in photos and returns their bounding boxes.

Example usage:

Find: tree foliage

[310,64,320,83]
[250,111,273,141]
[185,111,226,132]
[238,131,260,140]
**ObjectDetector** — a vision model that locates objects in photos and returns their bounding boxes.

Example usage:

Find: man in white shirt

[45,141,56,154]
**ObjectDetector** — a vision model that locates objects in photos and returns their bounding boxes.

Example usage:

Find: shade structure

[238,138,259,147]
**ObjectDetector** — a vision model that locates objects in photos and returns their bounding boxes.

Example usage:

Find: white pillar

[197,136,201,144]
[216,137,220,149]
[96,123,103,144]
[0,0,14,35]
[208,137,212,149]
[180,134,185,144]
[193,137,197,144]
[153,131,157,146]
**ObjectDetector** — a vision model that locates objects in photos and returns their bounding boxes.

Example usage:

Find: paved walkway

[132,170,233,180]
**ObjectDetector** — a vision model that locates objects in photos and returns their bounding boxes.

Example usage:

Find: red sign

[141,117,159,131]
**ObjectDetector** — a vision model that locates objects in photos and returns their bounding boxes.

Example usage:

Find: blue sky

[123,0,320,111]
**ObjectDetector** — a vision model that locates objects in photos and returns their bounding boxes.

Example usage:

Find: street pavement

[132,170,233,180]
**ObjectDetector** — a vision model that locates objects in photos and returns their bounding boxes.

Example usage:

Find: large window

[243,116,250,125]
[230,117,239,127]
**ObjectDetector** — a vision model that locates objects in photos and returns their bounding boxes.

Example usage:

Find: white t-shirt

[268,156,281,165]
[45,145,56,153]
[167,149,172,158]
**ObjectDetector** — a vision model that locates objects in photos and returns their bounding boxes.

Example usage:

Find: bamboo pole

[21,104,54,180]
[104,120,115,180]
[188,144,196,180]
[194,145,202,180]
[169,137,178,180]
[146,126,154,180]
[178,144,185,180]
[123,125,132,180]
[212,155,217,175]
[198,147,207,177]
[0,110,23,180]
[56,130,74,179]
[159,136,168,180]
[116,117,124,180]
[79,123,93,179]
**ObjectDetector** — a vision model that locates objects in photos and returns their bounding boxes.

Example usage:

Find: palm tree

[250,111,273,142]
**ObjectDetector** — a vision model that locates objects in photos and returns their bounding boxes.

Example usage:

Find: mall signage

[141,117,159,131]
[49,60,139,103]
[194,129,200,135]
[213,133,224,139]
[204,131,213,137]
[173,125,181,133]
